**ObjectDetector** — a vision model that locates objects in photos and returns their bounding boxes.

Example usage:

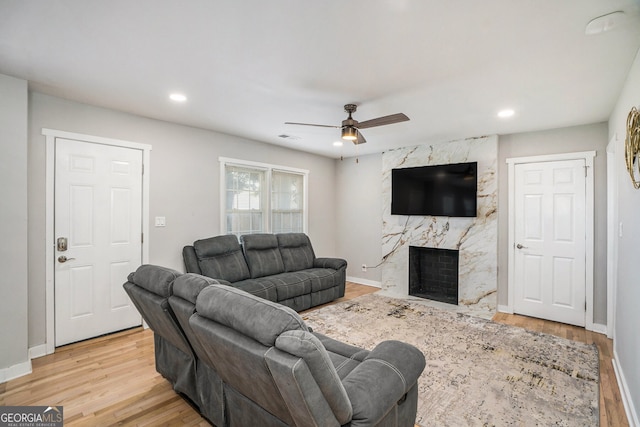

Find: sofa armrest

[341,341,425,426]
[313,257,347,271]
[182,245,202,274]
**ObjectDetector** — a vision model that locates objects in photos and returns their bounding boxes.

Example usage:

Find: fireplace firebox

[409,246,459,305]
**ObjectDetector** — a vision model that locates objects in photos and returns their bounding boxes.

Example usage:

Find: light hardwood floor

[0,282,627,426]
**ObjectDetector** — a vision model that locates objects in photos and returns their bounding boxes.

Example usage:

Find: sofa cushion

[231,278,279,302]
[172,273,218,304]
[269,272,312,300]
[234,272,310,302]
[276,233,316,272]
[314,332,369,379]
[241,234,285,278]
[195,284,308,347]
[193,235,251,282]
[276,330,353,424]
[295,268,338,292]
[127,264,182,297]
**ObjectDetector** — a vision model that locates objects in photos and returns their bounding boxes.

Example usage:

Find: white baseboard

[29,344,48,359]
[346,276,381,288]
[497,304,513,314]
[613,351,639,427]
[0,359,32,384]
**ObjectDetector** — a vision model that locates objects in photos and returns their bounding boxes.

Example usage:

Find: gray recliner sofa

[124,265,426,427]
[182,233,347,311]
[122,265,201,407]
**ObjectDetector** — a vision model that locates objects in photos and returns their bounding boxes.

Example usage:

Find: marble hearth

[379,136,498,318]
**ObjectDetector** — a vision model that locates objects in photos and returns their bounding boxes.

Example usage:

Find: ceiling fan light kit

[285,103,410,146]
[341,126,358,141]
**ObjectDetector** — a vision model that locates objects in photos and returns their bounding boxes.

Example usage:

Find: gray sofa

[124,265,426,427]
[183,233,347,311]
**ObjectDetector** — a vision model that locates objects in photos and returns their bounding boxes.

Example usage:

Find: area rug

[302,294,599,427]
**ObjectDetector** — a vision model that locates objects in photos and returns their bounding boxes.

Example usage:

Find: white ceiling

[1,1,640,158]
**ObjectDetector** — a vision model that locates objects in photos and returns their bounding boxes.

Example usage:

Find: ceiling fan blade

[284,122,340,128]
[354,130,367,145]
[356,113,410,129]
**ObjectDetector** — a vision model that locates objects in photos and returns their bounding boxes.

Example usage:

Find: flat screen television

[391,162,477,217]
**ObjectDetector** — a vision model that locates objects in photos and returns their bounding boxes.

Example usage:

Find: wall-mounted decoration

[625,106,640,189]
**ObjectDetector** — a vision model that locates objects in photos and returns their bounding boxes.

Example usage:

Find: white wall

[0,74,29,379]
[27,92,338,349]
[498,123,609,325]
[608,46,640,426]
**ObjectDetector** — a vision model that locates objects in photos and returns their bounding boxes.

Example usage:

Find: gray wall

[609,46,640,423]
[0,74,29,373]
[335,153,383,283]
[337,124,609,326]
[498,123,609,324]
[27,92,337,348]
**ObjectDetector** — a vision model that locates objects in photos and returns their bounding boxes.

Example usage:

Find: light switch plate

[155,216,166,227]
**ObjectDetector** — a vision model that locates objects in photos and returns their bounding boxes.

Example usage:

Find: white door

[55,138,143,346]
[513,159,586,326]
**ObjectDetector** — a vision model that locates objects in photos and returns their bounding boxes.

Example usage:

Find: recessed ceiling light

[497,109,515,118]
[169,93,187,102]
[333,141,344,147]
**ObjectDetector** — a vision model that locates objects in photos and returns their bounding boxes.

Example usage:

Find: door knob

[516,244,528,249]
[58,255,76,263]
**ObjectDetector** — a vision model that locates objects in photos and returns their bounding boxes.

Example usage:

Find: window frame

[219,157,309,236]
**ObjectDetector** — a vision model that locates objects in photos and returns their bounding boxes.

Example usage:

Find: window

[271,170,304,233]
[225,165,265,235]
[220,158,308,237]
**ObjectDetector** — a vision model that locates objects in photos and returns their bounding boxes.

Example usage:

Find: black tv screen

[391,162,477,217]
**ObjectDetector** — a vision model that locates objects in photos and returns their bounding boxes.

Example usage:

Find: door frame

[506,151,595,330]
[43,128,151,355]
[606,137,618,339]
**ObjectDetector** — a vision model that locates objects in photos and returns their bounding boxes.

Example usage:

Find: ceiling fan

[285,104,409,145]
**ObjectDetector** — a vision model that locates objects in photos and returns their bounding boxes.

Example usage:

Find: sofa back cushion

[195,284,308,347]
[241,234,285,278]
[123,265,192,357]
[276,330,353,424]
[127,264,181,297]
[192,284,321,425]
[172,273,218,304]
[193,235,251,282]
[277,233,316,272]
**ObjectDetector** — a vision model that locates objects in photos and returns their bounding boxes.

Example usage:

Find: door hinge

[142,164,144,175]
[141,233,144,244]
[584,165,589,177]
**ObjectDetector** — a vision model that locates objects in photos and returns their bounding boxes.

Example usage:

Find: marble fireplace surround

[380,135,498,317]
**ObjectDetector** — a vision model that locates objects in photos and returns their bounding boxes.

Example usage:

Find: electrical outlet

[361,264,367,272]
